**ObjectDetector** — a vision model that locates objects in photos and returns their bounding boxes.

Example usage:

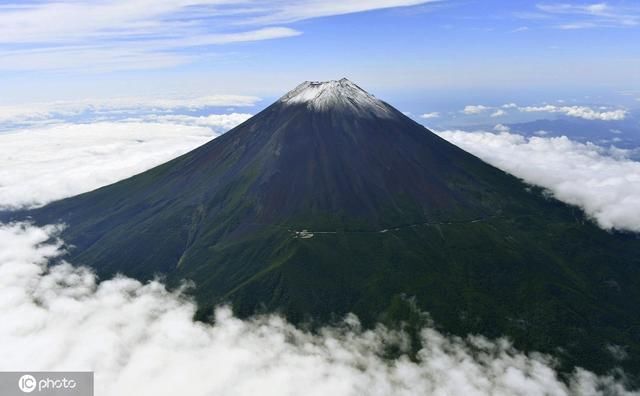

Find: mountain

[14,79,640,377]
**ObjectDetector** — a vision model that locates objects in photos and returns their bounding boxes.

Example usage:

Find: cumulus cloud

[519,105,627,121]
[437,130,640,232]
[0,221,635,396]
[460,102,626,121]
[463,105,490,115]
[491,109,507,117]
[0,122,215,210]
[420,112,440,119]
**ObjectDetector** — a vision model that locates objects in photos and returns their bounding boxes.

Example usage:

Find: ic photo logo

[18,375,36,393]
[17,374,78,393]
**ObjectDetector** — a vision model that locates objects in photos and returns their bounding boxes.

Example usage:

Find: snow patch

[279,78,394,118]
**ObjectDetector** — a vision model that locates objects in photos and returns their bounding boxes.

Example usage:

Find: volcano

[19,79,640,376]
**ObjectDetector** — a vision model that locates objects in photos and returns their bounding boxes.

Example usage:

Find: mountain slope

[18,79,640,377]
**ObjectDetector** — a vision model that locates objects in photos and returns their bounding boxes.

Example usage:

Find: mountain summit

[278,78,394,117]
[22,80,640,377]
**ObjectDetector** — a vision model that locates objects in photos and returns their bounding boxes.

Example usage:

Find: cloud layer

[458,103,627,121]
[437,130,640,232]
[0,95,259,127]
[0,111,638,394]
[0,222,634,396]
[140,113,253,132]
[519,105,627,121]
[0,122,215,210]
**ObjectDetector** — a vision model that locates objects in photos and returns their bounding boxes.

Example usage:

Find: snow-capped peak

[279,78,394,118]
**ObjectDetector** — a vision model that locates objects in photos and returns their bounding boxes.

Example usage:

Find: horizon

[1,1,638,109]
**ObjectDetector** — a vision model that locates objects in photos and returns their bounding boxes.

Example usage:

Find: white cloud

[0,1,436,43]
[437,130,640,232]
[244,0,438,24]
[0,95,259,126]
[461,102,626,121]
[0,28,303,72]
[0,221,634,396]
[558,22,598,30]
[519,105,626,121]
[0,0,435,71]
[463,105,490,115]
[0,46,194,73]
[143,113,253,132]
[0,2,299,44]
[160,27,302,47]
[420,112,440,119]
[537,3,607,16]
[536,2,639,29]
[0,122,215,210]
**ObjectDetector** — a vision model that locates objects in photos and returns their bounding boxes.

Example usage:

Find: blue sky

[0,0,638,119]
